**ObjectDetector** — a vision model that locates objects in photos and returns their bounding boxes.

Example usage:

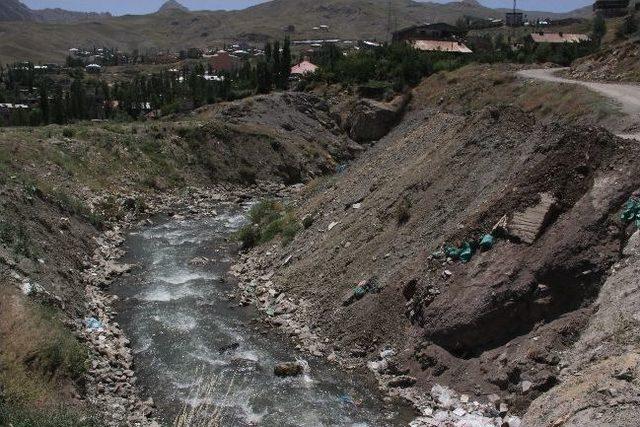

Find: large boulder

[344,94,410,143]
[274,361,305,377]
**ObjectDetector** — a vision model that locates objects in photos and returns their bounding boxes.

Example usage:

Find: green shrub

[62,128,74,138]
[396,196,412,225]
[0,220,34,258]
[237,200,301,248]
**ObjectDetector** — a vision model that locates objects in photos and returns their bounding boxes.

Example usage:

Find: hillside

[230,65,640,424]
[0,0,31,21]
[157,0,189,13]
[0,0,591,63]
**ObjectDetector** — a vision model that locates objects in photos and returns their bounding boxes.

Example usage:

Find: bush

[396,196,412,225]
[62,128,74,138]
[0,220,34,258]
[237,200,301,249]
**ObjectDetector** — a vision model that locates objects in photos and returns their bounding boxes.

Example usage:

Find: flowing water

[112,202,411,426]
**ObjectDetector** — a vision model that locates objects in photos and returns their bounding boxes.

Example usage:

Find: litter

[480,234,495,250]
[342,278,380,306]
[85,317,104,331]
[459,242,474,263]
[339,394,356,406]
[621,194,640,228]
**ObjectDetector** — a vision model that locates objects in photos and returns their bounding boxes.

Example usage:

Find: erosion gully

[111,201,412,426]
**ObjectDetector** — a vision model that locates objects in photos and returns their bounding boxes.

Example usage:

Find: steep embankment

[0,92,349,424]
[231,65,640,423]
[567,39,640,83]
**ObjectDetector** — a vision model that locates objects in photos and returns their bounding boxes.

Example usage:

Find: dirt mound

[237,97,640,413]
[567,39,640,82]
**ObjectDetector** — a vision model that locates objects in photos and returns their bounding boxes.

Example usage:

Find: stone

[507,193,556,244]
[521,380,533,393]
[274,361,305,377]
[387,375,416,389]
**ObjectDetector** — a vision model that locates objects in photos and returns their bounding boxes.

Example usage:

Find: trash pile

[622,192,640,229]
[343,277,382,306]
[435,233,495,264]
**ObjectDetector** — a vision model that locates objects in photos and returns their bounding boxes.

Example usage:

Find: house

[0,103,29,124]
[290,60,318,76]
[393,23,467,43]
[413,40,473,53]
[393,23,472,54]
[593,0,631,17]
[207,50,242,72]
[85,64,102,73]
[506,11,524,27]
[528,32,591,44]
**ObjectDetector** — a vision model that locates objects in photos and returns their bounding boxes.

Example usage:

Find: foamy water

[112,207,411,426]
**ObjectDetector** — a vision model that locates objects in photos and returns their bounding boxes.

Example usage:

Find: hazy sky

[22,0,594,15]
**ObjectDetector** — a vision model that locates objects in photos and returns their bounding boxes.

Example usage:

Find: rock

[188,256,209,266]
[345,94,410,143]
[521,380,533,393]
[507,193,556,244]
[387,375,416,388]
[274,361,305,377]
[327,221,339,231]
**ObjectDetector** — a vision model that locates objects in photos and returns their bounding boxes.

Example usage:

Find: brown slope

[230,65,640,413]
[0,0,32,22]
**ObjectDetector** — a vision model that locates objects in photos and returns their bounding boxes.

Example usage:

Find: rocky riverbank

[229,245,523,427]
[70,183,291,425]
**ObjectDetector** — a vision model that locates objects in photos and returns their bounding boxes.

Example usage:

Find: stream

[112,202,411,426]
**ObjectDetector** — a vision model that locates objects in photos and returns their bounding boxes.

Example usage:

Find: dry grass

[415,64,620,127]
[0,287,89,406]
[173,367,244,427]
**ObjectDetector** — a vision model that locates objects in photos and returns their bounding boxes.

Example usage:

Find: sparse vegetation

[396,196,412,226]
[237,200,301,249]
[0,289,92,425]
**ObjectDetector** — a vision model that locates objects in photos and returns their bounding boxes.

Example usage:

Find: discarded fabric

[86,317,104,331]
[621,196,640,228]
[459,242,474,263]
[480,234,495,250]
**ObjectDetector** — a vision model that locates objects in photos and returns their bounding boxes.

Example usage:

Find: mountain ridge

[0,0,592,63]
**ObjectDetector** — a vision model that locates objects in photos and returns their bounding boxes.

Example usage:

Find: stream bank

[110,203,412,426]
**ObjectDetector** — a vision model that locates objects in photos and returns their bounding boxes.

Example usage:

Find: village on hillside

[0,0,636,126]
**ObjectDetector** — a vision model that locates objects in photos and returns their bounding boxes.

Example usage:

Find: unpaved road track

[518,68,640,140]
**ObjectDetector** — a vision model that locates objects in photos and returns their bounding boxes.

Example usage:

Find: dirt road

[518,68,640,140]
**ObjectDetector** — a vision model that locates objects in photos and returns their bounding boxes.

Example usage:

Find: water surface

[113,203,410,426]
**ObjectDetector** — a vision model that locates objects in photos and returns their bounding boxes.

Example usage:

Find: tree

[280,37,292,89]
[51,85,66,124]
[256,61,272,94]
[616,13,638,39]
[592,14,607,43]
[39,80,50,124]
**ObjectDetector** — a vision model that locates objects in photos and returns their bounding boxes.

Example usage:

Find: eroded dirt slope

[238,77,640,417]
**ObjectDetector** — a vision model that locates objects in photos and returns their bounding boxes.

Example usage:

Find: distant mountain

[158,0,189,13]
[0,0,32,21]
[31,8,113,23]
[0,0,592,63]
[0,0,112,23]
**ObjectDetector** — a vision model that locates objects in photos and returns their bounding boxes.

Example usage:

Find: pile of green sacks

[621,195,640,228]
[443,233,495,264]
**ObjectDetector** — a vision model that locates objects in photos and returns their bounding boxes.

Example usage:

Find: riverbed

[112,202,410,426]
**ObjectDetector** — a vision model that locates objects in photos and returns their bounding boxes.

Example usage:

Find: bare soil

[240,76,640,415]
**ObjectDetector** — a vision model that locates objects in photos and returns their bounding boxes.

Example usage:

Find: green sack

[445,246,462,259]
[459,242,474,263]
[621,197,640,228]
[480,234,495,250]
